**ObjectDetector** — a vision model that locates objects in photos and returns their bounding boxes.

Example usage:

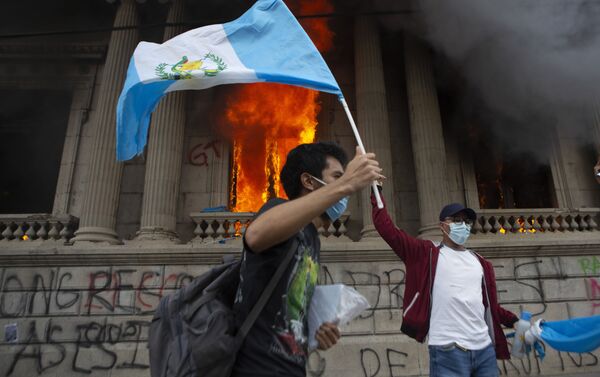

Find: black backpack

[148,238,298,377]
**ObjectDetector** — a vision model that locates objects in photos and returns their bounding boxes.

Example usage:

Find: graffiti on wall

[580,256,600,315]
[188,139,221,167]
[5,319,149,376]
[1,256,600,376]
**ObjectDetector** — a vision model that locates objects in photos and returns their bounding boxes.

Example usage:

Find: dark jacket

[371,194,518,359]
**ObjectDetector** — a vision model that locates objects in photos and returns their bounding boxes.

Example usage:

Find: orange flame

[498,217,538,235]
[293,0,334,52]
[233,220,247,237]
[226,85,319,211]
[223,0,334,212]
[517,217,537,233]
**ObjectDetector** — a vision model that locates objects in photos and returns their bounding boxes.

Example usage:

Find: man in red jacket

[372,192,518,377]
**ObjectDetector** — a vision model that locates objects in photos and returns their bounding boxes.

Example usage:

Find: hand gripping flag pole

[339,97,384,209]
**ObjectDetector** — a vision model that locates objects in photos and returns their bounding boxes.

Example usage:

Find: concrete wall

[1,248,599,377]
[175,89,229,242]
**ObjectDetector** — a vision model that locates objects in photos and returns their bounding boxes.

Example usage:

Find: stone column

[354,16,396,238]
[135,0,186,242]
[53,85,92,215]
[460,150,481,210]
[548,129,573,209]
[72,0,138,244]
[404,35,450,238]
[593,107,600,158]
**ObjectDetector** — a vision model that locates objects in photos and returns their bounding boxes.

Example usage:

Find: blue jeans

[429,343,498,377]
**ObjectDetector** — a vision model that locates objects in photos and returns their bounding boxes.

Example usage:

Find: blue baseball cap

[439,203,477,222]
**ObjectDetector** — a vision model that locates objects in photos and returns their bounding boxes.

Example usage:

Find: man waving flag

[116,0,342,161]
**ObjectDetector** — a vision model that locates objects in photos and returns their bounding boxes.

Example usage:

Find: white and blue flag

[116,0,342,161]
[532,315,600,354]
[509,314,600,360]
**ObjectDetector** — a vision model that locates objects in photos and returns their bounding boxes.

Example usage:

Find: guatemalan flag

[116,0,342,161]
[527,315,600,354]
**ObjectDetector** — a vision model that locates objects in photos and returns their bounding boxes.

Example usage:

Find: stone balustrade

[4,208,597,244]
[472,208,600,235]
[317,212,351,241]
[0,214,79,242]
[189,211,254,242]
[189,211,351,243]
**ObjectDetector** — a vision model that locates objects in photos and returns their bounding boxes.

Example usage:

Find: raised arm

[246,148,382,253]
[371,189,429,262]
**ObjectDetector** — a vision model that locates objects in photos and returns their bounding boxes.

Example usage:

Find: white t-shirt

[428,245,491,350]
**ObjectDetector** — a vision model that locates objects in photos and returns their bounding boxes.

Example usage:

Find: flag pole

[339,97,384,209]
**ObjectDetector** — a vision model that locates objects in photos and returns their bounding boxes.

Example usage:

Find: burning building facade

[0,1,599,376]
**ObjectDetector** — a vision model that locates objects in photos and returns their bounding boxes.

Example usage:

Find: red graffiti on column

[188,139,221,167]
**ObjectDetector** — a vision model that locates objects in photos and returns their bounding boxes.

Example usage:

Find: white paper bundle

[308,284,370,350]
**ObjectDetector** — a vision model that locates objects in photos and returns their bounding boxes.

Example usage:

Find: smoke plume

[417,0,600,145]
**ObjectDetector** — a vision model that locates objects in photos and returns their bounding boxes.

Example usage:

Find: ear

[439,222,447,233]
[300,172,316,192]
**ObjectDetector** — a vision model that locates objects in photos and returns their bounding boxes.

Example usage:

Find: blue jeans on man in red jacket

[429,343,498,377]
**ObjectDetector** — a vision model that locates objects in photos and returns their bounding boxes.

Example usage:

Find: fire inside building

[0,1,599,376]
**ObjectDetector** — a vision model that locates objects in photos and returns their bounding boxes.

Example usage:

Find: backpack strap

[236,236,300,341]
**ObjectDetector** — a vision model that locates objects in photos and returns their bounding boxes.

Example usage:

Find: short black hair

[280,142,348,200]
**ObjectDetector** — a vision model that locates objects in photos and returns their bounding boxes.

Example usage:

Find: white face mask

[445,222,472,245]
[309,175,349,221]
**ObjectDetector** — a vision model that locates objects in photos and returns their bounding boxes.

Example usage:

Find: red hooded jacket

[371,194,518,359]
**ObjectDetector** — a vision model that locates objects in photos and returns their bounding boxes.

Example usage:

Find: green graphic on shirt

[274,244,319,356]
[287,250,319,322]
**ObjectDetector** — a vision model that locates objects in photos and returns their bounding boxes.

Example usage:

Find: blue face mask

[309,175,349,221]
[446,222,472,245]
